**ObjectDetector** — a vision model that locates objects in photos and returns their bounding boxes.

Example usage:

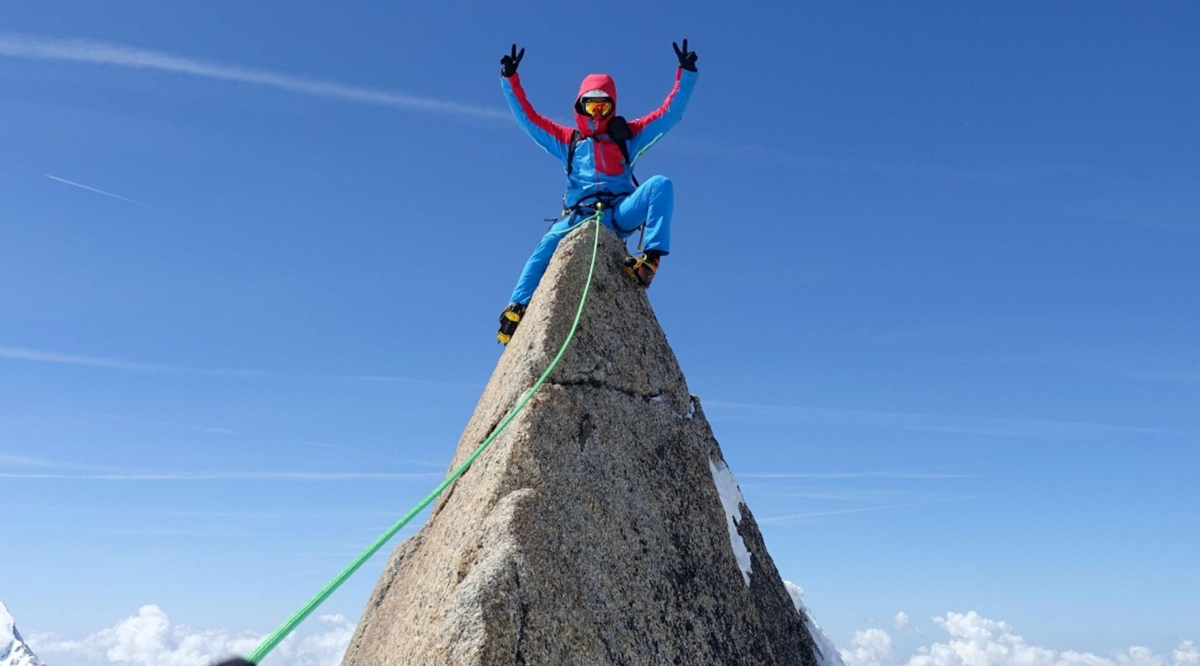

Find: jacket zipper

[594,134,608,173]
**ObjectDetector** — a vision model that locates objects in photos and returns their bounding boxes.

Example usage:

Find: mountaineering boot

[623,253,661,288]
[497,302,527,344]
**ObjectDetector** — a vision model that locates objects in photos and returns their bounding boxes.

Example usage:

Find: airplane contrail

[0,32,508,120]
[43,174,154,208]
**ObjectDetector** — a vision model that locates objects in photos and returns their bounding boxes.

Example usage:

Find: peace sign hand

[673,39,697,72]
[501,44,525,78]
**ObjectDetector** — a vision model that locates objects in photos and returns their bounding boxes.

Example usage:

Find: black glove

[212,659,255,666]
[500,44,525,78]
[673,39,697,72]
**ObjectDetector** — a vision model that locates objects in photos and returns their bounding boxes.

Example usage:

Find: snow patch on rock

[1,602,44,666]
[680,395,698,420]
[784,581,845,666]
[708,457,753,585]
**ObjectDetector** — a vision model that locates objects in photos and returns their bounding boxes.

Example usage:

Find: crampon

[622,254,660,288]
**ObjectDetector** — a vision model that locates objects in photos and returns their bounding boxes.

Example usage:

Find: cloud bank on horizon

[17,603,1197,666]
[24,605,352,666]
[839,611,1198,666]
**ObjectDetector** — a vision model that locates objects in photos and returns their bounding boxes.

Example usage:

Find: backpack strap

[607,116,639,187]
[566,130,583,177]
[606,116,633,165]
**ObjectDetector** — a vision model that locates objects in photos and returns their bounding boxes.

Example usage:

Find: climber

[495,39,699,344]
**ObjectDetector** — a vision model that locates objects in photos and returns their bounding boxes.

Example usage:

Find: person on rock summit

[496,39,699,344]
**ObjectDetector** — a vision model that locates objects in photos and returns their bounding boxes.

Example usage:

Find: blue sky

[1,1,1197,662]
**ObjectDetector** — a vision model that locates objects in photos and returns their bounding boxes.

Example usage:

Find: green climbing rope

[247,213,603,664]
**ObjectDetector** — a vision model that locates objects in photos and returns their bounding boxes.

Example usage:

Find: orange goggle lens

[583,99,613,116]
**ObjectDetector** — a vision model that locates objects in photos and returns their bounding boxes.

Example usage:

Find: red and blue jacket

[501,68,698,209]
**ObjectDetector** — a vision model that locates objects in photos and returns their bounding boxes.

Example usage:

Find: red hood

[574,73,617,136]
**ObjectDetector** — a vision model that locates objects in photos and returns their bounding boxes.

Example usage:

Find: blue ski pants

[509,175,674,306]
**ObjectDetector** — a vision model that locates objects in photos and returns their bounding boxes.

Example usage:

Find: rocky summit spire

[340,222,837,666]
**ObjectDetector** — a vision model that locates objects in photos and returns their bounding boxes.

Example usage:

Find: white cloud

[1058,652,1119,666]
[26,605,353,666]
[841,629,893,666]
[0,33,506,121]
[283,616,356,666]
[892,612,919,633]
[22,605,1196,666]
[1174,642,1199,666]
[1117,647,1165,666]
[905,611,1058,666]
[834,611,1197,666]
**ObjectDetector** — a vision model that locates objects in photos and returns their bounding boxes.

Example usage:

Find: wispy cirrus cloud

[0,470,441,481]
[0,32,507,120]
[740,488,943,504]
[952,353,1200,385]
[0,343,474,387]
[739,471,973,480]
[703,400,1197,438]
[43,174,154,208]
[758,495,990,525]
[0,452,128,473]
[0,344,267,376]
[0,453,441,481]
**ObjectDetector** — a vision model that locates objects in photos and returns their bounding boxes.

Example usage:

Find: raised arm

[627,40,699,162]
[499,44,573,164]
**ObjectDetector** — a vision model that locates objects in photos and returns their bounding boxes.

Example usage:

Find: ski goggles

[582,98,613,117]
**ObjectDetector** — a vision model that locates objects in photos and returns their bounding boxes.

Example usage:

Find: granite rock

[340,222,825,666]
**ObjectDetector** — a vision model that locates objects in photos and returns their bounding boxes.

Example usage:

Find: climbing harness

[549,193,646,254]
[559,190,628,220]
[246,214,603,664]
